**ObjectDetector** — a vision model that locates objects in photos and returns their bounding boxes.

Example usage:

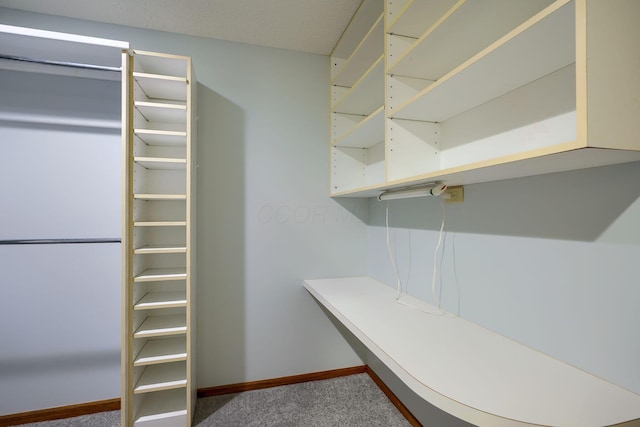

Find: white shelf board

[133,221,186,227]
[133,194,187,200]
[134,362,187,394]
[135,292,187,310]
[332,145,640,198]
[386,0,457,38]
[332,56,384,115]
[134,315,187,338]
[134,157,186,170]
[134,245,187,255]
[391,0,574,122]
[134,101,186,124]
[333,106,384,149]
[388,0,556,79]
[133,50,188,78]
[0,24,127,71]
[134,72,187,102]
[332,14,384,87]
[134,221,187,227]
[332,0,383,60]
[304,277,640,426]
[134,337,187,366]
[134,388,187,426]
[134,268,187,283]
[134,129,187,146]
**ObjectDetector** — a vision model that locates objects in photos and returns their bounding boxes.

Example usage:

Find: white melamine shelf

[135,292,187,310]
[134,268,187,283]
[134,315,187,338]
[332,56,383,115]
[134,101,186,123]
[134,129,187,146]
[331,0,383,78]
[330,146,640,198]
[391,1,573,122]
[134,389,187,426]
[134,156,186,170]
[387,0,554,79]
[134,337,187,366]
[133,194,187,200]
[133,72,187,102]
[134,362,187,394]
[133,221,187,227]
[386,0,457,38]
[304,277,640,427]
[134,245,187,255]
[332,14,383,88]
[0,24,128,76]
[133,50,188,78]
[333,106,384,148]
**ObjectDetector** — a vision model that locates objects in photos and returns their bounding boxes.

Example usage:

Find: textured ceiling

[0,0,362,55]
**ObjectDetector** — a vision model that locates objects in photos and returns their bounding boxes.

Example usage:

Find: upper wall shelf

[0,24,128,80]
[330,0,640,197]
[304,277,640,426]
[389,1,573,122]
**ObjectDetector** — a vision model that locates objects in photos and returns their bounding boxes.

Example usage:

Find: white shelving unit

[123,50,196,427]
[330,0,385,195]
[304,277,640,426]
[330,0,640,197]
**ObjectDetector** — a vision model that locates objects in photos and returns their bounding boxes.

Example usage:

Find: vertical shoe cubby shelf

[330,0,385,196]
[122,50,196,427]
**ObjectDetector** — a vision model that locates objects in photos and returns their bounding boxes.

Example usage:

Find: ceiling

[0,0,362,55]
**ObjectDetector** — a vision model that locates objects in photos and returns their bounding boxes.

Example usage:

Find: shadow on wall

[368,161,640,242]
[196,83,246,387]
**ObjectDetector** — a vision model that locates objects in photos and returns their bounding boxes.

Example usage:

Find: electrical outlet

[444,186,464,203]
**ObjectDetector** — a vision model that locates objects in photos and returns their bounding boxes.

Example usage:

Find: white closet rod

[0,54,121,73]
[0,238,121,245]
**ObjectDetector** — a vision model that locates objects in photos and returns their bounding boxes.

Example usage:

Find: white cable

[385,201,402,300]
[385,198,452,317]
[452,232,461,316]
[431,199,446,309]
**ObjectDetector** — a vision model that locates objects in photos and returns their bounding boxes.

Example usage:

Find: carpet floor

[19,373,411,426]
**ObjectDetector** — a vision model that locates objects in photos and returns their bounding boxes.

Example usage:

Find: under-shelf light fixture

[377,182,447,201]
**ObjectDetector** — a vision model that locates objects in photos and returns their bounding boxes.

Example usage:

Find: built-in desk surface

[304,276,640,427]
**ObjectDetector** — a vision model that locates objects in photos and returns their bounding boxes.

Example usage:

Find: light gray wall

[0,7,368,414]
[367,162,640,395]
[0,69,122,414]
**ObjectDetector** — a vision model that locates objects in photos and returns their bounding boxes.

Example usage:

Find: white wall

[367,162,640,396]
[0,7,368,414]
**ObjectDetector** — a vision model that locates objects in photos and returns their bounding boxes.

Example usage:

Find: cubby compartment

[134,361,188,394]
[386,0,554,80]
[134,281,187,311]
[388,62,577,181]
[330,0,384,84]
[133,308,187,339]
[331,142,385,195]
[133,388,187,427]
